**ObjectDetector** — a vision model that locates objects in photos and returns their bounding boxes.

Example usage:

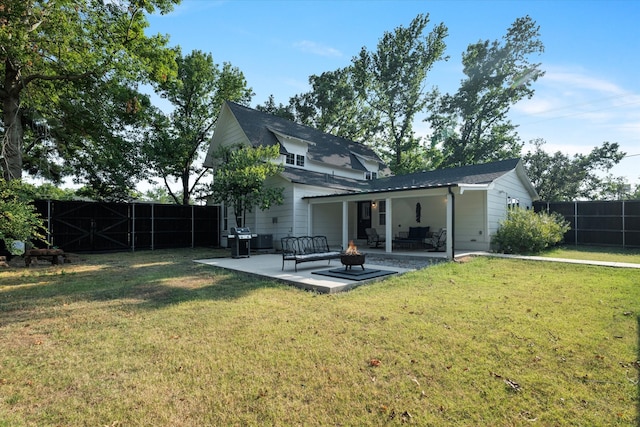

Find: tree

[209,145,284,228]
[352,14,448,174]
[0,0,178,181]
[137,185,174,204]
[145,49,253,205]
[428,16,544,168]
[50,77,156,201]
[288,67,379,143]
[596,175,637,201]
[255,95,295,121]
[523,139,626,201]
[31,183,77,201]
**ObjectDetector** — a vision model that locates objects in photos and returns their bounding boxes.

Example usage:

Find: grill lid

[231,227,252,239]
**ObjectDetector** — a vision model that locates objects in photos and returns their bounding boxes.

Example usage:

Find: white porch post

[385,197,393,253]
[307,200,313,235]
[446,191,454,259]
[342,201,349,251]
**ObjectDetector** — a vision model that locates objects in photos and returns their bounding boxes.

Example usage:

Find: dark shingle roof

[282,158,523,198]
[226,102,385,172]
[280,167,369,193]
[368,158,521,192]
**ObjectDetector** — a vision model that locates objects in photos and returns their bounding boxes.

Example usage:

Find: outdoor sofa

[281,236,342,272]
[392,226,433,249]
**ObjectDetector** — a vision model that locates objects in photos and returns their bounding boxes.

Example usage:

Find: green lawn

[1,248,638,426]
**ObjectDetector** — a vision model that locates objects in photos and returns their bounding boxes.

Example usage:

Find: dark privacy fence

[33,200,220,253]
[533,200,640,248]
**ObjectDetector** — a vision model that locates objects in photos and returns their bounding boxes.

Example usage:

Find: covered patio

[307,186,457,259]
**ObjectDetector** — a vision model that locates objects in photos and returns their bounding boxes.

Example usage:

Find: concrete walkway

[195,251,640,294]
[479,252,640,269]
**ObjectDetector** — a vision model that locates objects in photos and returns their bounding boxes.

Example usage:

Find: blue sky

[147,0,640,186]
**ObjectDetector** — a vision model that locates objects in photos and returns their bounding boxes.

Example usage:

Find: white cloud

[293,40,342,57]
[509,65,640,183]
[543,69,625,95]
[514,66,640,125]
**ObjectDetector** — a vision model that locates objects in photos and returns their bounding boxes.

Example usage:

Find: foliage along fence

[533,200,640,249]
[33,200,220,253]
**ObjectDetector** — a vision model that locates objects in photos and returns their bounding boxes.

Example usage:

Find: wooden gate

[36,200,131,252]
[33,200,220,252]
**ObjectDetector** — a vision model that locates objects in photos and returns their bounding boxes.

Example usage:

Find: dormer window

[365,171,377,180]
[285,153,305,167]
[285,153,295,165]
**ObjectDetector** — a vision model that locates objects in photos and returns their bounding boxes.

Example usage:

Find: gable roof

[216,101,387,173]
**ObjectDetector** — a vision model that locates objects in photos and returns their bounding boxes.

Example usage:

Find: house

[203,101,539,258]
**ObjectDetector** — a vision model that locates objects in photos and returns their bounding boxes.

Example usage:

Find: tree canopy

[523,139,626,201]
[288,67,379,143]
[427,15,544,168]
[0,0,178,182]
[353,14,448,174]
[144,49,253,205]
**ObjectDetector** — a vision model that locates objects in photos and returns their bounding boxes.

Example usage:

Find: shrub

[493,208,570,254]
[0,179,47,254]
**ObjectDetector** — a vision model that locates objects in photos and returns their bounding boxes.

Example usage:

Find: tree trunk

[181,171,190,205]
[2,60,24,181]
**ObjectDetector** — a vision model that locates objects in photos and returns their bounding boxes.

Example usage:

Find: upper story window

[285,153,305,167]
[285,153,295,165]
[365,171,377,180]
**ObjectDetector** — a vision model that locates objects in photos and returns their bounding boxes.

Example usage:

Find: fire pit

[341,241,366,270]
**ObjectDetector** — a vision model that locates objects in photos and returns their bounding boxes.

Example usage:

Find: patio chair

[425,228,446,251]
[365,227,385,248]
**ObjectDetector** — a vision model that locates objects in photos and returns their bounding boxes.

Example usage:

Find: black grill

[230,227,252,258]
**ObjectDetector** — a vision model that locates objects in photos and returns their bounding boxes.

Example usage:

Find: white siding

[388,195,447,237]
[455,190,489,251]
[312,203,343,247]
[216,121,247,149]
[292,184,337,236]
[242,176,295,250]
[204,104,249,167]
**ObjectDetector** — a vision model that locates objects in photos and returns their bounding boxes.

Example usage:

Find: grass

[0,248,638,426]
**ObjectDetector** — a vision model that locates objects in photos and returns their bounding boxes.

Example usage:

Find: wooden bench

[24,248,68,267]
[281,236,341,272]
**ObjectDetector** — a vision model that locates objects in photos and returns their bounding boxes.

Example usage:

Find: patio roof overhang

[302,183,462,203]
[458,183,494,193]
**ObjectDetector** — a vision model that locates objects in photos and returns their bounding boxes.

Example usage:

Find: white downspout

[342,201,349,251]
[385,197,393,253]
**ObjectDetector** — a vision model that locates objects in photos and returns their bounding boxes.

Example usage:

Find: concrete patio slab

[194,253,415,293]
